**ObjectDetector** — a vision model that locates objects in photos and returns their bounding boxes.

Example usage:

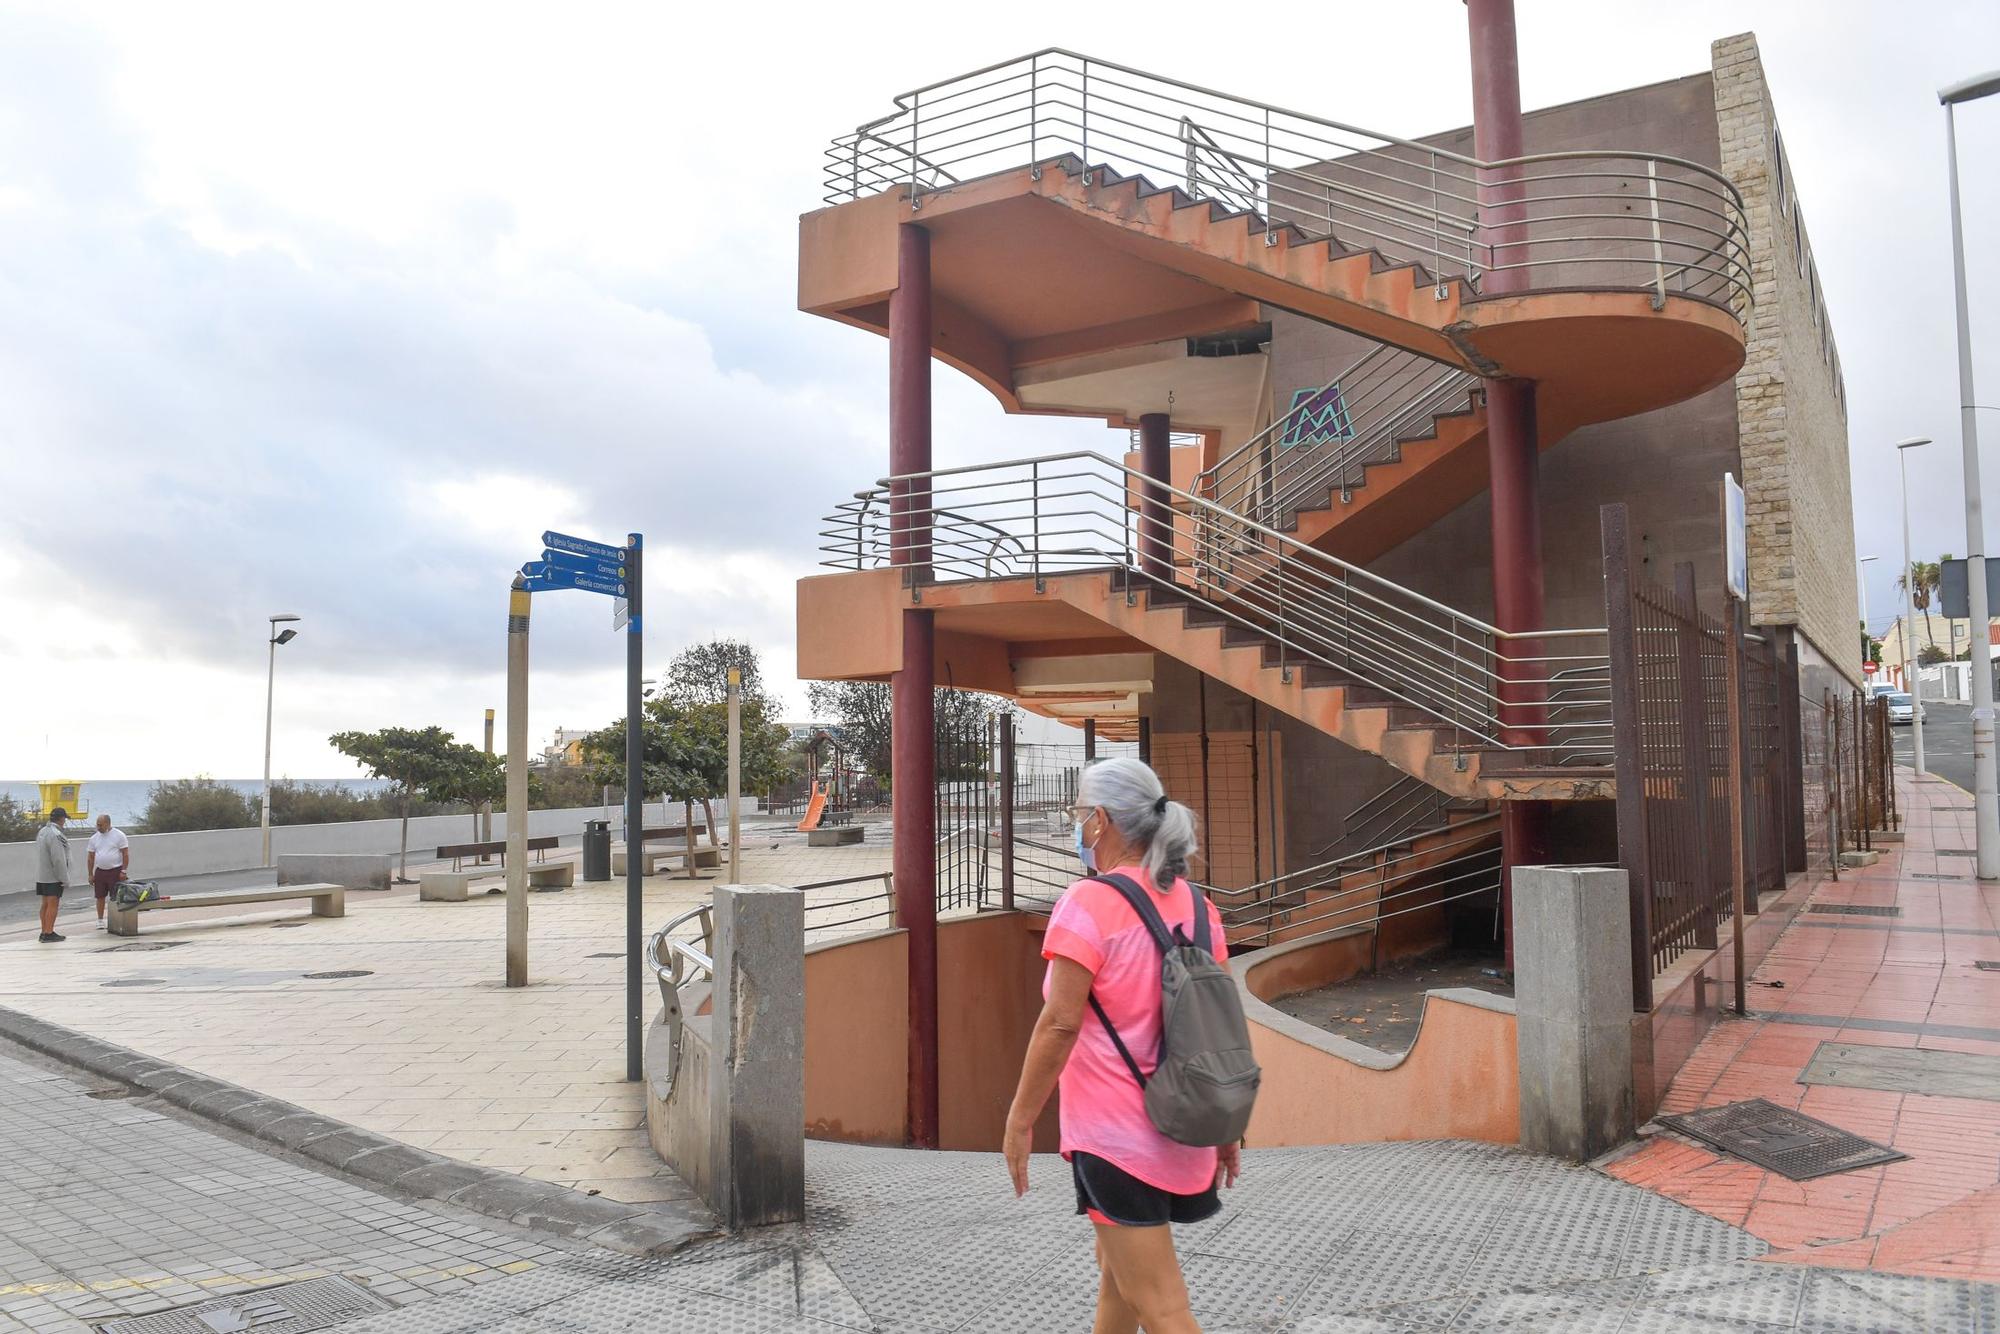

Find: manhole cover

[1803,1040,2000,1102]
[1658,1097,1906,1180]
[1807,903,1902,917]
[1911,873,1967,881]
[95,941,186,954]
[302,970,373,980]
[101,978,167,988]
[95,1275,388,1332]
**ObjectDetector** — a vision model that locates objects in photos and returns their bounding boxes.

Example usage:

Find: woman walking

[1004,757,1241,1334]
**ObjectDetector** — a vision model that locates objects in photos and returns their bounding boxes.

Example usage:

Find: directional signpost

[511,530,647,1083]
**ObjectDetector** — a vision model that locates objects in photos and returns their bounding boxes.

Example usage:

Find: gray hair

[1077,756,1199,888]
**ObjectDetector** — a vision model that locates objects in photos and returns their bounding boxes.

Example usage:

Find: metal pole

[1902,447,1928,775]
[1726,596,1748,1016]
[999,716,1015,910]
[480,708,496,858]
[727,667,742,886]
[625,535,644,1080]
[1946,101,2000,879]
[505,579,531,988]
[261,636,276,867]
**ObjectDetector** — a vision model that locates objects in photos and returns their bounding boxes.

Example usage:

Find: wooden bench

[434,837,558,871]
[108,884,345,937]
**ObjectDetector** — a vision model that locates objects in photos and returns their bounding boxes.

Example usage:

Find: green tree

[329,726,502,880]
[803,681,999,787]
[0,795,39,843]
[1899,557,1947,654]
[140,778,256,833]
[1919,643,1949,666]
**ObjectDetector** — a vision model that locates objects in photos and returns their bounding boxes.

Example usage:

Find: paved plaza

[0,823,889,1208]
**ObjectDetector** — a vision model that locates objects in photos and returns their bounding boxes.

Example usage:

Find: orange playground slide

[797,784,828,831]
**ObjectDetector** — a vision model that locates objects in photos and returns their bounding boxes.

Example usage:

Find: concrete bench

[108,884,344,937]
[527,864,574,890]
[807,826,864,847]
[613,849,666,876]
[419,870,502,902]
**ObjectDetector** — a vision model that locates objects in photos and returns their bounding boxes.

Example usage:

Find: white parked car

[1885,691,1923,725]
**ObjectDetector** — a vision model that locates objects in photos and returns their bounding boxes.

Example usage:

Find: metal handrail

[825,49,1751,313]
[821,449,1611,758]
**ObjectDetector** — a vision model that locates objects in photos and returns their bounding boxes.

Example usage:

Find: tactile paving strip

[96,1276,388,1333]
[1658,1097,1906,1180]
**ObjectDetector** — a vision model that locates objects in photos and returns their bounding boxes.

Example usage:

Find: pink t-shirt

[1042,865,1229,1195]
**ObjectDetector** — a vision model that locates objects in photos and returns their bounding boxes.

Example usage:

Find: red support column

[889,222,939,1148]
[1469,0,1548,969]
[1138,411,1173,578]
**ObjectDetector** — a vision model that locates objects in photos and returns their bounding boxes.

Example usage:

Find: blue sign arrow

[521,568,626,597]
[543,530,626,564]
[541,548,626,580]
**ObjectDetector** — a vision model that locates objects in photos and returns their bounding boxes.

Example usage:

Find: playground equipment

[32,780,87,818]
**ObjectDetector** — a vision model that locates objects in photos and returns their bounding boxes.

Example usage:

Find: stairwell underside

[798,162,1746,437]
[798,566,1613,804]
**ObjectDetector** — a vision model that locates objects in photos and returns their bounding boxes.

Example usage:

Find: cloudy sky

[1,1,1996,779]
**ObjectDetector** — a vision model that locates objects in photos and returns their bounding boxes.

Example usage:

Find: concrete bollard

[708,884,805,1229]
[1512,865,1635,1162]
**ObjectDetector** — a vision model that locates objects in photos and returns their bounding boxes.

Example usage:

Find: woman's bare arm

[1002,956,1093,1195]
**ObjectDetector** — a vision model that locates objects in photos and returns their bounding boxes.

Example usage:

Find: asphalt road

[1890,697,1975,791]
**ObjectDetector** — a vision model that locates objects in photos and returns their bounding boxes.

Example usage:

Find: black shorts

[1071,1151,1220,1229]
[34,882,63,898]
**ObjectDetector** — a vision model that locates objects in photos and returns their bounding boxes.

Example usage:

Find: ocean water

[1,779,395,827]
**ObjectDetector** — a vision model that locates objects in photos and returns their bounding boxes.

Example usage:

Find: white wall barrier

[2,796,761,887]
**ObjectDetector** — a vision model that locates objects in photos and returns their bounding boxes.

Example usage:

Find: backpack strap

[1080,872,1184,1091]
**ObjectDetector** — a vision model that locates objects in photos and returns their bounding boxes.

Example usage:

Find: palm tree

[1898,558,1946,654]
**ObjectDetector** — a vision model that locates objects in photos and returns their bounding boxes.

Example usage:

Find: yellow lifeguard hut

[35,780,87,819]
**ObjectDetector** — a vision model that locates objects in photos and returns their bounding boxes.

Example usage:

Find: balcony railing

[826,49,1751,313]
[821,451,1610,764]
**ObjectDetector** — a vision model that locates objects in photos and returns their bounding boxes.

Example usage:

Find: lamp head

[269,613,301,624]
[1896,436,1933,450]
[1941,71,2000,106]
[272,628,298,646]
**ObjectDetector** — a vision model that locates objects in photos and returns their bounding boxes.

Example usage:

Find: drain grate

[271,921,307,928]
[101,978,167,988]
[302,970,373,980]
[1939,849,1978,857]
[86,1087,136,1100]
[589,951,624,959]
[1976,961,2000,972]
[1911,872,1968,881]
[95,1275,388,1333]
[1658,1097,1906,1180]
[95,940,187,954]
[1807,903,1903,917]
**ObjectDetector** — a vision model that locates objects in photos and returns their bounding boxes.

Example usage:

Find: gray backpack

[1086,873,1261,1147]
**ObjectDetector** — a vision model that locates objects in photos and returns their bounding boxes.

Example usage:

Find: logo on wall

[1279,381,1353,448]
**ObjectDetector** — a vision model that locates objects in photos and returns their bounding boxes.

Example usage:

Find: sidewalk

[1608,771,2000,1282]
[0,827,889,1207]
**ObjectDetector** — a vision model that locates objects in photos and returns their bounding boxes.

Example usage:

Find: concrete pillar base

[709,884,806,1228]
[1513,866,1635,1161]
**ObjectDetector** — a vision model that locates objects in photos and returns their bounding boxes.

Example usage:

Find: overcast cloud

[0,0,1995,778]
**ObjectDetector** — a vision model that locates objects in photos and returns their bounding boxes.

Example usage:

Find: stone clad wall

[1712,32,1860,684]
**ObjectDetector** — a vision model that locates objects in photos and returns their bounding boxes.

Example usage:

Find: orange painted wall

[938,912,1060,1152]
[804,929,908,1144]
[797,569,903,681]
[1243,992,1520,1147]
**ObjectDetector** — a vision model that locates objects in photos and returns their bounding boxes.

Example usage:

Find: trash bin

[582,820,611,883]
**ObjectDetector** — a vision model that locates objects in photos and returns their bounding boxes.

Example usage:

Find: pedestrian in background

[86,813,131,931]
[1004,757,1239,1334]
[34,807,72,944]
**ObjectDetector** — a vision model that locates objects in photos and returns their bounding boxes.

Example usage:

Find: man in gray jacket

[35,807,72,943]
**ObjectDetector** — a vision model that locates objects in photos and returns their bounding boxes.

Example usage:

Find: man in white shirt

[86,814,132,931]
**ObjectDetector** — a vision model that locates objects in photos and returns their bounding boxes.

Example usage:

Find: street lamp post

[1856,556,1872,680]
[1942,69,2000,880]
[1899,438,1934,776]
[261,614,302,867]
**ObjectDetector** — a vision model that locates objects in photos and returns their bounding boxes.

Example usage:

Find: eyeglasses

[1069,805,1096,823]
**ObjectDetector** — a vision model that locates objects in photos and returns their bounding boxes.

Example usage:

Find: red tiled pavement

[1605,773,2000,1281]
